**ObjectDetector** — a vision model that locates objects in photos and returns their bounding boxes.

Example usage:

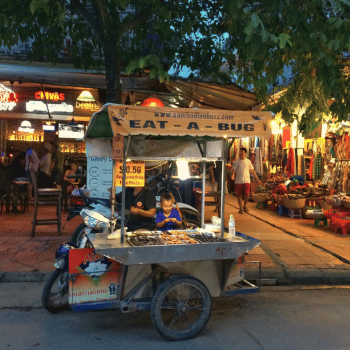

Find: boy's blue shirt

[155,208,181,231]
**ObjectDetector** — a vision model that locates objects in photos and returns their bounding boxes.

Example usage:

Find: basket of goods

[302,207,325,220]
[252,185,269,202]
[325,194,345,207]
[269,193,284,205]
[342,196,350,210]
[319,200,333,210]
[252,193,269,203]
[272,184,288,195]
[283,194,306,210]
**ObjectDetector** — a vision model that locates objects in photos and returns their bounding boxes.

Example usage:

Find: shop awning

[0,63,261,110]
[86,104,273,139]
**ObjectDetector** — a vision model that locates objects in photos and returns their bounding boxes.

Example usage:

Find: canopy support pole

[120,135,131,244]
[220,138,227,238]
[201,142,207,229]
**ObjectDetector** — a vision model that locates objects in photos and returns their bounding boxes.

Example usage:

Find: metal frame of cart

[66,104,272,340]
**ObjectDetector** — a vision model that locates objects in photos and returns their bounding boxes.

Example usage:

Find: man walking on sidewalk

[231,147,261,214]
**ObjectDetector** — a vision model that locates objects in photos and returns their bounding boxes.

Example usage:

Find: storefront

[0,82,102,168]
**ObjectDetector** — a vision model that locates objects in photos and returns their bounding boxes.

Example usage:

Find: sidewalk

[222,194,350,285]
[1,197,350,285]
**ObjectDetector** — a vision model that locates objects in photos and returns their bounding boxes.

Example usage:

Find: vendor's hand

[170,218,177,223]
[130,206,140,215]
[164,218,171,223]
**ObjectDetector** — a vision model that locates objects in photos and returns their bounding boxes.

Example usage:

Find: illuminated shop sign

[0,84,18,111]
[75,101,102,111]
[35,91,65,101]
[75,90,101,111]
[26,101,74,114]
[77,91,95,102]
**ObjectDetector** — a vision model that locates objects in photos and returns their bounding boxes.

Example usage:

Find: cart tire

[42,269,69,313]
[151,275,211,341]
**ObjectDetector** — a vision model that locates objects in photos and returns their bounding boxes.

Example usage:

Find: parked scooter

[41,241,76,313]
[67,188,116,246]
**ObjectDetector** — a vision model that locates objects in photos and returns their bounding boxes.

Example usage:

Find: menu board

[87,157,113,199]
[115,160,145,187]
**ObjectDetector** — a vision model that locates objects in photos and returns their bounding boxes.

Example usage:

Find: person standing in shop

[231,147,261,214]
[38,146,52,188]
[50,142,65,187]
[25,146,40,200]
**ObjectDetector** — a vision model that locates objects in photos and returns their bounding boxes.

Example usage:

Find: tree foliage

[0,0,223,103]
[0,0,350,130]
[221,0,350,133]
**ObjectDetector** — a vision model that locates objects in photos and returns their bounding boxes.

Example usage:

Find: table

[62,175,85,210]
[11,180,29,213]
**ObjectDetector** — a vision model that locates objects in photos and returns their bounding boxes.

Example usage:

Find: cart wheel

[151,275,211,341]
[42,269,69,313]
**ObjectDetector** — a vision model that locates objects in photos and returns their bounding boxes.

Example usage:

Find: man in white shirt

[231,147,261,214]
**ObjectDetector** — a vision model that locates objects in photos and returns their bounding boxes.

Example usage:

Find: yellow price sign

[115,161,145,187]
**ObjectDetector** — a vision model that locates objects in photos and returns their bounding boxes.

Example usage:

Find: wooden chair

[31,171,62,237]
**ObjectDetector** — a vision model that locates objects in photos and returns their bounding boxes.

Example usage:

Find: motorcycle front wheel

[71,222,101,245]
[70,223,87,246]
[42,269,69,313]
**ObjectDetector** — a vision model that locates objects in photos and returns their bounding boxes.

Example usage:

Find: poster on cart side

[86,157,113,199]
[68,248,124,304]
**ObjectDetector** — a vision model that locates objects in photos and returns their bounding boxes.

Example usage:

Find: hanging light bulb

[141,97,164,107]
[8,92,18,103]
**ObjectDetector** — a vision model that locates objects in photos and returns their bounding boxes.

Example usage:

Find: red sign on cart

[68,248,124,305]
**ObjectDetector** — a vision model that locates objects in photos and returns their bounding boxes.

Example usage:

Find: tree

[0,0,223,103]
[1,0,349,132]
[220,0,350,134]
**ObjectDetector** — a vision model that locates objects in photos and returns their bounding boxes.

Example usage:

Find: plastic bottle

[228,214,235,239]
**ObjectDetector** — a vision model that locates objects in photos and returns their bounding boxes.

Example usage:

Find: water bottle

[228,215,235,239]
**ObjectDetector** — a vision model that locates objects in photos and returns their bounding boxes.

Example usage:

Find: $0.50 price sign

[115,161,145,187]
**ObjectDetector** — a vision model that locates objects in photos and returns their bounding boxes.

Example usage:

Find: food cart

[43,104,273,341]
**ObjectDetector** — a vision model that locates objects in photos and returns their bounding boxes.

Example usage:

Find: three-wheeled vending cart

[43,104,273,340]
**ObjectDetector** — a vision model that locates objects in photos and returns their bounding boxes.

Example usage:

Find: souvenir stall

[249,115,350,236]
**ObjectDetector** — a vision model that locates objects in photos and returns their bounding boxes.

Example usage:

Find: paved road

[2,284,350,350]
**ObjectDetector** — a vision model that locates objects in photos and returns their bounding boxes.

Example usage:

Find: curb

[0,271,50,283]
[245,267,350,286]
[1,268,350,285]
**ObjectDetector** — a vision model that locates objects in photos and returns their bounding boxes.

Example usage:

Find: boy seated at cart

[155,193,182,231]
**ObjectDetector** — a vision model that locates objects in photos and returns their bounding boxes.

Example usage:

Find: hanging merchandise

[301,155,306,182]
[282,150,288,168]
[285,148,295,176]
[277,134,283,165]
[268,135,273,161]
[314,153,322,180]
[342,163,348,193]
[308,154,314,179]
[345,135,350,158]
[253,147,263,176]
